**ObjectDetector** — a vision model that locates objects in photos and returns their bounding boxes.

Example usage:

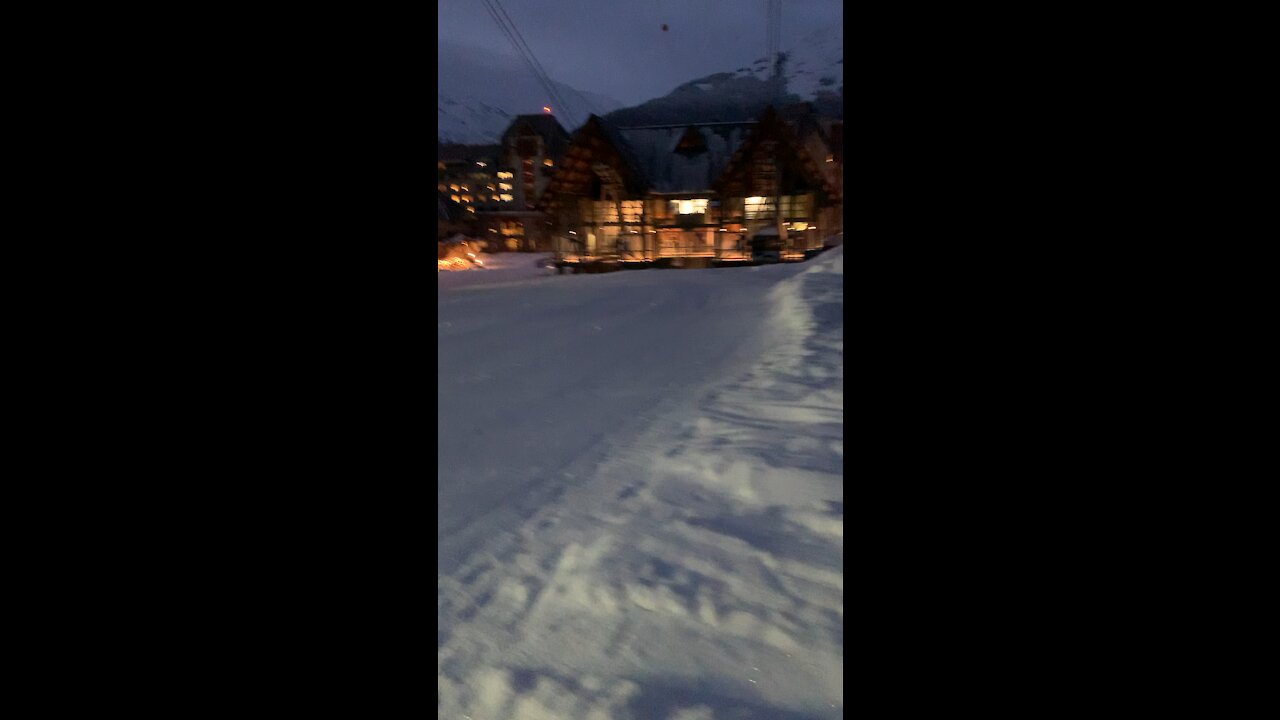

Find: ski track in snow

[439,249,844,719]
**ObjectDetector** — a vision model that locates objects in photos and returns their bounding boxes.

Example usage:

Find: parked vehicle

[751,228,783,264]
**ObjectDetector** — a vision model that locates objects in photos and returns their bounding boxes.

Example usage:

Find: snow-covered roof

[615,123,754,193]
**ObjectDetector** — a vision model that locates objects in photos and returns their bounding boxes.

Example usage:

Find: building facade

[435,115,571,250]
[477,114,571,251]
[539,106,842,266]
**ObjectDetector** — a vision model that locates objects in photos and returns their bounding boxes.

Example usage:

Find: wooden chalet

[539,106,842,266]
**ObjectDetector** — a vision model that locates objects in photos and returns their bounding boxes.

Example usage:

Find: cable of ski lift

[491,0,600,117]
[510,7,602,122]
[480,0,571,122]
[481,0,587,127]
[488,0,574,115]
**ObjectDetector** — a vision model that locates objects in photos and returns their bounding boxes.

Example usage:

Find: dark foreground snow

[439,249,844,719]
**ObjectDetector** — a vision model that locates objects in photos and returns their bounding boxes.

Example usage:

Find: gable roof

[615,122,755,193]
[539,107,838,211]
[538,115,651,211]
[713,106,840,201]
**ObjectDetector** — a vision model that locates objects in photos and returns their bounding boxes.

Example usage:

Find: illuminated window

[466,206,476,213]
[595,202,619,223]
[592,202,634,223]
[461,194,472,203]
[621,200,642,223]
[450,194,460,203]
[744,196,775,219]
[543,158,554,167]
[449,184,459,192]
[498,183,512,191]
[499,193,513,202]
[476,161,487,167]
[670,198,709,215]
[497,171,513,179]
[779,195,813,218]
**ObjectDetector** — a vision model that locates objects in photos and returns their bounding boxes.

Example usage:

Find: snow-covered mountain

[604,25,842,127]
[729,25,843,102]
[438,41,624,144]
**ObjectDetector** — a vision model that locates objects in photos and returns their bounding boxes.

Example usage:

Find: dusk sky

[438,0,844,106]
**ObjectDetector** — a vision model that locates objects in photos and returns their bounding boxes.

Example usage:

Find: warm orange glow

[673,198,709,215]
[438,257,474,271]
[543,106,551,113]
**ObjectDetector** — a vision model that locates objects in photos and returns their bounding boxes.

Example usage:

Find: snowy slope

[730,25,844,102]
[438,250,844,718]
[604,25,843,127]
[439,41,624,144]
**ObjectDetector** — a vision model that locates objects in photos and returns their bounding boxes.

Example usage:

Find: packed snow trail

[438,249,843,719]
[439,259,797,577]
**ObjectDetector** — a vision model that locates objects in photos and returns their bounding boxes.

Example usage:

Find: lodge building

[539,106,842,267]
[436,114,571,250]
[484,114,571,250]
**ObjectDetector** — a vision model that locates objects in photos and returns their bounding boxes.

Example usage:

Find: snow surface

[731,26,844,102]
[437,252,557,292]
[439,249,844,719]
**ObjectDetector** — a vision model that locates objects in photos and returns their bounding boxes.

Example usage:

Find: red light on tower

[543,106,551,114]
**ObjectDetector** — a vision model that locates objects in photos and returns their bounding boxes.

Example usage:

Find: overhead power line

[481,0,590,127]
[480,0,565,117]
[490,0,601,119]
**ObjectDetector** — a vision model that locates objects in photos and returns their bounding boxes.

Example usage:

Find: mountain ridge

[437,26,842,144]
[438,41,624,144]
[604,25,842,127]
